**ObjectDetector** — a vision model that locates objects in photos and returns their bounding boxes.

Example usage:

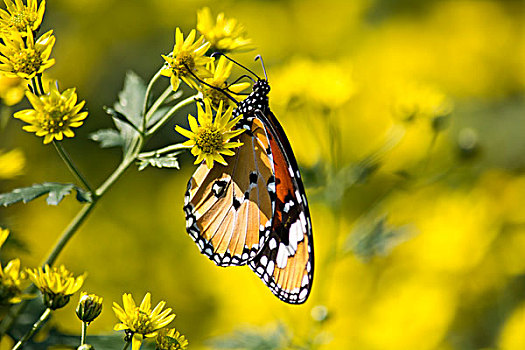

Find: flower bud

[76,292,103,323]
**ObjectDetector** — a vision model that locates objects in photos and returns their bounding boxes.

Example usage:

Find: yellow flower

[197,7,252,53]
[0,258,30,305]
[76,292,103,323]
[161,27,212,91]
[175,99,244,169]
[0,148,25,179]
[0,75,25,105]
[113,292,176,350]
[202,55,250,110]
[26,264,85,309]
[14,81,88,144]
[0,0,46,36]
[391,82,453,122]
[156,328,189,350]
[0,228,31,306]
[0,28,55,79]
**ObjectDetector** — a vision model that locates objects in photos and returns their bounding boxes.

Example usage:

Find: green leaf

[114,71,146,129]
[0,183,92,207]
[89,128,124,148]
[103,71,147,153]
[147,105,170,128]
[137,152,181,171]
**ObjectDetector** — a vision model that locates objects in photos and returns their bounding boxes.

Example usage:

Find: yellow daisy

[0,28,55,79]
[0,0,46,36]
[156,328,189,350]
[202,55,250,110]
[197,7,253,53]
[26,264,85,309]
[14,81,88,144]
[175,99,244,169]
[161,27,212,91]
[113,292,176,350]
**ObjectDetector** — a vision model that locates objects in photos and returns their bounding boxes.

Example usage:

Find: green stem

[44,201,97,267]
[52,141,96,195]
[81,322,88,345]
[122,340,131,350]
[147,94,198,136]
[142,68,164,132]
[144,86,172,127]
[12,308,52,350]
[138,143,190,158]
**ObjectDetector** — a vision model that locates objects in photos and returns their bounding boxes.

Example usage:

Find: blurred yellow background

[1,0,525,349]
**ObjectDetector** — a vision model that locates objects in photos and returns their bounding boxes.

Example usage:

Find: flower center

[196,126,223,154]
[10,11,36,31]
[12,48,43,75]
[132,309,155,334]
[174,52,195,75]
[38,103,70,134]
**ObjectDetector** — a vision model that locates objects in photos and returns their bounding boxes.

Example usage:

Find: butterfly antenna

[227,74,255,87]
[182,63,238,105]
[212,52,261,80]
[255,55,268,81]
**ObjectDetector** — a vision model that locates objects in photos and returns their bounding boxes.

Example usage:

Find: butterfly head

[253,79,270,96]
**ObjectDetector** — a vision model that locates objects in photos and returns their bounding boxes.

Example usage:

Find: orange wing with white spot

[183,118,275,266]
[248,110,314,304]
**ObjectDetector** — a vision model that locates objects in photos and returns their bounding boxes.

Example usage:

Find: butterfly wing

[249,110,314,304]
[184,118,275,267]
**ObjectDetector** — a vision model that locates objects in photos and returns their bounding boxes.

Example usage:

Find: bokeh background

[1,0,525,349]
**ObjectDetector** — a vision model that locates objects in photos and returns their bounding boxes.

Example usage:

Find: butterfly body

[184,77,314,304]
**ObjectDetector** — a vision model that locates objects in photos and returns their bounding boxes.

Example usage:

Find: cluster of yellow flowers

[0,225,187,349]
[161,7,254,169]
[0,0,87,144]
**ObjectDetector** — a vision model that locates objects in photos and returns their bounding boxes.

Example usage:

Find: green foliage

[92,71,147,154]
[114,71,146,130]
[137,152,181,171]
[147,106,171,128]
[89,129,124,148]
[0,182,92,207]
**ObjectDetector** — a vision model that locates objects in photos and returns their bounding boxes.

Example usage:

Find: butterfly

[183,55,314,304]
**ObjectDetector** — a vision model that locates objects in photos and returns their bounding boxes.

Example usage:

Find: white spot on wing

[296,189,302,203]
[269,238,277,250]
[288,220,304,253]
[260,255,268,266]
[276,243,288,268]
[302,274,309,287]
[299,288,308,300]
[267,261,275,275]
